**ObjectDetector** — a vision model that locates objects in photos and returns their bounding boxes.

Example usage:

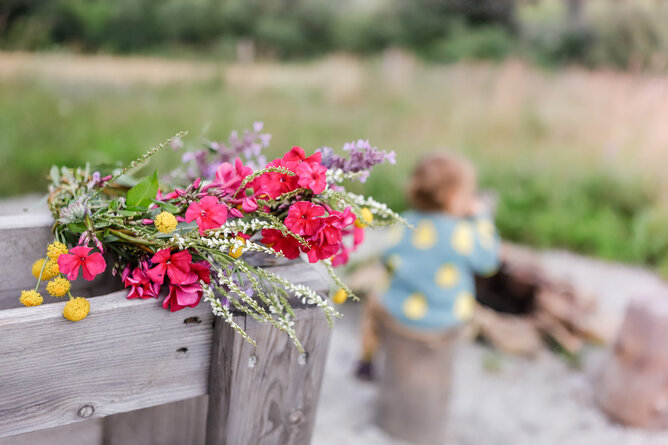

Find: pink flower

[296,161,327,194]
[164,276,204,312]
[185,196,229,235]
[147,249,193,284]
[261,229,301,259]
[282,146,322,169]
[58,246,107,281]
[122,262,160,299]
[214,158,252,196]
[284,201,326,236]
[253,166,299,199]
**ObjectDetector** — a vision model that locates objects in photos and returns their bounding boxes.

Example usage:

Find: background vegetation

[3,54,668,273]
[3,0,668,71]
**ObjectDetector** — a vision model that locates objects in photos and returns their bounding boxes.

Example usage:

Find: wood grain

[102,397,208,445]
[206,307,332,445]
[0,291,214,439]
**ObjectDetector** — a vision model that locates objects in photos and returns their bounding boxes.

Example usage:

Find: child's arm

[466,214,501,276]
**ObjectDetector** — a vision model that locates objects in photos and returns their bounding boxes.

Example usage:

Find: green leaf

[151,199,180,213]
[68,222,87,234]
[126,170,159,208]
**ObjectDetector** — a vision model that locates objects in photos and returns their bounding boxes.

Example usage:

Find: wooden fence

[0,214,331,444]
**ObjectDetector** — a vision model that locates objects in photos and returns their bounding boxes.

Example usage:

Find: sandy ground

[4,200,668,444]
[313,236,668,445]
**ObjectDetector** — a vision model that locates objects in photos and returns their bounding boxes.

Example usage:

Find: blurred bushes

[3,0,668,70]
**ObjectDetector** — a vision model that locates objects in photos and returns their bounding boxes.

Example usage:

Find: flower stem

[34,258,48,291]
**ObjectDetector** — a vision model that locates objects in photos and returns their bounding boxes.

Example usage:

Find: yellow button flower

[411,220,438,250]
[32,258,47,279]
[42,259,60,280]
[354,207,374,228]
[20,290,43,306]
[154,211,178,234]
[435,264,459,288]
[332,288,348,304]
[47,241,68,261]
[63,297,90,321]
[229,235,247,259]
[451,222,474,255]
[402,293,428,320]
[47,277,71,297]
[454,291,476,321]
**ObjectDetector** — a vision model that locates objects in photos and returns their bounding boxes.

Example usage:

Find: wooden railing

[0,214,331,444]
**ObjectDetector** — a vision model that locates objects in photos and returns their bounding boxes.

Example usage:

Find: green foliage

[126,170,159,208]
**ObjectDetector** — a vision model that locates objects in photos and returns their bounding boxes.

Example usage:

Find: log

[595,298,668,428]
[376,319,460,445]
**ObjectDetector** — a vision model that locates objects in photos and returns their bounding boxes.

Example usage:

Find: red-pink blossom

[296,161,327,194]
[122,262,160,299]
[215,158,252,196]
[58,246,107,281]
[282,146,322,169]
[147,249,192,284]
[185,195,229,235]
[163,276,203,312]
[261,229,301,259]
[284,201,326,236]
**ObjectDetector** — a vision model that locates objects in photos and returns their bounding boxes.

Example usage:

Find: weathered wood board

[0,291,214,438]
[207,308,331,445]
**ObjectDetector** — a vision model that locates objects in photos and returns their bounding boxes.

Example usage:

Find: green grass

[3,61,668,273]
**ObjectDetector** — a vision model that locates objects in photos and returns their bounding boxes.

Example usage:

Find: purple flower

[317,140,396,182]
[182,123,272,180]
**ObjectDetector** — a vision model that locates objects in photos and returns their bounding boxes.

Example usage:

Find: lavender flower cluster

[181,122,271,179]
[317,140,396,182]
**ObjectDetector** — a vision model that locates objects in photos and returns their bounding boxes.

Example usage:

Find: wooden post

[596,298,668,429]
[206,307,331,445]
[376,321,460,445]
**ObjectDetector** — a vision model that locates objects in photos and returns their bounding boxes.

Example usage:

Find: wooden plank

[102,397,207,445]
[0,291,214,439]
[0,215,119,309]
[206,306,332,445]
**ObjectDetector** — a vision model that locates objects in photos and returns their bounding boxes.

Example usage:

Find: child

[357,152,500,379]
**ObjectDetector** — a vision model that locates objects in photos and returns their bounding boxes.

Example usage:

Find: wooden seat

[376,314,460,445]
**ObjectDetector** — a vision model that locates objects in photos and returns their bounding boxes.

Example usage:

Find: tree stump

[376,318,460,445]
[595,298,668,428]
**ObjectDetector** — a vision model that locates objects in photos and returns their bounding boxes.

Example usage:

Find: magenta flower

[296,161,327,194]
[58,246,107,281]
[284,201,326,236]
[147,249,193,285]
[214,158,252,196]
[122,262,160,299]
[164,276,204,312]
[185,196,229,235]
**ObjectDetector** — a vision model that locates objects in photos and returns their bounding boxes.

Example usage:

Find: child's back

[381,209,499,330]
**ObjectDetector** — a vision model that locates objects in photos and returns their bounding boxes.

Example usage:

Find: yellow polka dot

[476,219,495,249]
[451,222,474,255]
[387,224,405,246]
[454,291,476,321]
[402,293,428,320]
[411,220,438,250]
[387,254,401,273]
[435,264,459,288]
